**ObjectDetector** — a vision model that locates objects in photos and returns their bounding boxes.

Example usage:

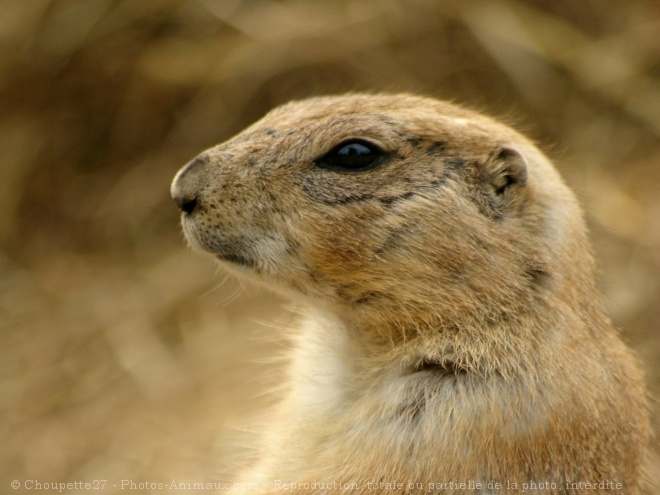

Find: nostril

[171,155,209,215]
[180,197,198,215]
[173,194,198,215]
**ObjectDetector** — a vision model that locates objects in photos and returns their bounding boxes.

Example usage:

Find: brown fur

[171,94,649,494]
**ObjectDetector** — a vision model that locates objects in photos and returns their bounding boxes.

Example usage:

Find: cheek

[298,205,389,280]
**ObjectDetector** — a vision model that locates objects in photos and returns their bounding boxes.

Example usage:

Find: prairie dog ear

[486,147,528,196]
[467,146,529,219]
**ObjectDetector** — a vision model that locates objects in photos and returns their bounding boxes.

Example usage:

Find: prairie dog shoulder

[171,94,649,494]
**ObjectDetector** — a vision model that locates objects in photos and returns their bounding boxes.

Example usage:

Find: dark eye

[316,139,384,171]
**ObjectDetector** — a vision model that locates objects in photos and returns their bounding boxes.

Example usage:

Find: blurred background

[1,0,658,493]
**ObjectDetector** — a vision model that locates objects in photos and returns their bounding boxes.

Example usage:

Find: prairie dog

[171,94,649,494]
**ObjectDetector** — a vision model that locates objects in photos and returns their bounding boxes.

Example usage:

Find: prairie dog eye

[316,139,384,171]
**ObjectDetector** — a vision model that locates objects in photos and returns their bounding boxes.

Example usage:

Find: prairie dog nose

[171,156,208,214]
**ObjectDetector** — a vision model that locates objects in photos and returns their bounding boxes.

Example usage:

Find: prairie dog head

[171,94,590,331]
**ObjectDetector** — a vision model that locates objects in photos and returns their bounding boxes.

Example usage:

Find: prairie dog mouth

[181,219,250,263]
[183,219,290,276]
[215,252,256,268]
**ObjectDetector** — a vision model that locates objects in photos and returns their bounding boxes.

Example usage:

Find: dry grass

[1,0,659,493]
